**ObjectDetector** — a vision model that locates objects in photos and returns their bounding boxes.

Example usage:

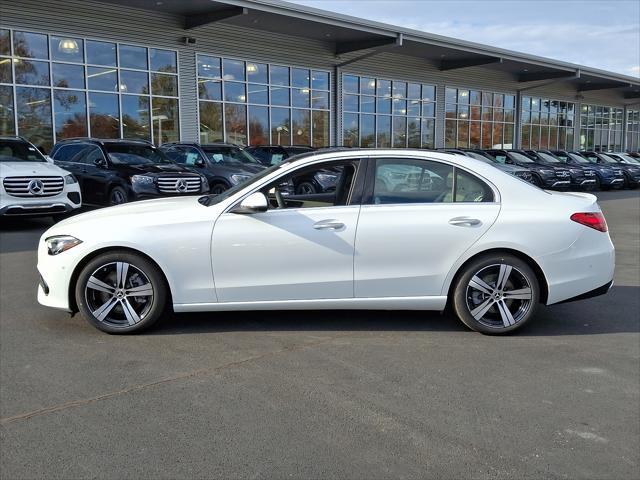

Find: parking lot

[0,190,638,479]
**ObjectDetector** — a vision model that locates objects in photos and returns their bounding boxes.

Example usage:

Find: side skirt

[173,296,448,313]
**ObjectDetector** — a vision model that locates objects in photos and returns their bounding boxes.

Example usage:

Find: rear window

[0,140,46,162]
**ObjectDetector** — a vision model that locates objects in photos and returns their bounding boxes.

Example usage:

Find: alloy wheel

[465,263,533,329]
[84,261,154,328]
[296,182,316,194]
[110,189,126,205]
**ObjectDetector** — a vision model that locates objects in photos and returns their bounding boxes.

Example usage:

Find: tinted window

[0,140,46,162]
[104,144,171,165]
[534,151,561,163]
[569,153,590,164]
[509,152,535,163]
[373,158,453,204]
[52,144,89,162]
[201,146,259,164]
[454,169,493,202]
[166,146,201,166]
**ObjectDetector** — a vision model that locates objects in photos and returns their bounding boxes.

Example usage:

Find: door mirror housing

[94,158,107,168]
[195,157,206,168]
[230,192,268,214]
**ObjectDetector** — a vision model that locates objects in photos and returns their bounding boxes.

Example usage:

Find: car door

[211,158,363,303]
[79,146,112,205]
[354,156,501,298]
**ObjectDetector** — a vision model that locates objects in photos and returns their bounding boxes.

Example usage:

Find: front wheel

[75,251,168,333]
[109,186,128,206]
[295,181,317,194]
[452,254,540,334]
[530,174,543,188]
[210,183,228,195]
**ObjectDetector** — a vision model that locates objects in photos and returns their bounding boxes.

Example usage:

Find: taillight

[570,212,608,232]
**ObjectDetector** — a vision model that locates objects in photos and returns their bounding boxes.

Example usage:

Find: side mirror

[195,158,206,168]
[230,192,268,214]
[94,158,107,168]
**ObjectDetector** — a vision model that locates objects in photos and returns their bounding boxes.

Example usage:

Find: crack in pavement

[1,332,355,426]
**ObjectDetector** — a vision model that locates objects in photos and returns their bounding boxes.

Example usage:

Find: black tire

[210,183,228,195]
[109,186,128,206]
[590,176,601,191]
[295,181,317,195]
[452,253,540,335]
[530,174,543,188]
[75,250,168,334]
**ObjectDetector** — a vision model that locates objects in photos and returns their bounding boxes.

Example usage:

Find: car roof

[54,138,154,146]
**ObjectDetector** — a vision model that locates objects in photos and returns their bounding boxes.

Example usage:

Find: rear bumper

[557,280,613,304]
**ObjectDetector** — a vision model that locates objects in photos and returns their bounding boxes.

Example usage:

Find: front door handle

[313,219,345,230]
[449,216,482,227]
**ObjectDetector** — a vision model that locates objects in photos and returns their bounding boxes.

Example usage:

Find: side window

[52,144,86,162]
[169,147,201,166]
[454,169,493,202]
[372,158,453,204]
[162,146,182,162]
[83,146,107,165]
[493,154,507,164]
[260,161,358,209]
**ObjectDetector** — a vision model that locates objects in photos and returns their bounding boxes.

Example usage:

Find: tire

[210,183,228,195]
[530,174,543,188]
[109,186,128,206]
[295,181,317,195]
[75,250,168,334]
[452,253,540,335]
[590,177,601,191]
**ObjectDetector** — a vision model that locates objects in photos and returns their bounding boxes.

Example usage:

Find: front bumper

[0,186,82,216]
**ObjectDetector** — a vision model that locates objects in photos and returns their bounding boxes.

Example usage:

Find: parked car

[581,151,640,189]
[484,149,571,188]
[38,149,614,335]
[159,142,266,194]
[50,139,209,206]
[244,145,315,166]
[525,150,597,190]
[441,149,536,184]
[0,136,81,218]
[550,150,624,190]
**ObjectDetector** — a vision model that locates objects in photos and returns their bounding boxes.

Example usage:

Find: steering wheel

[274,188,285,209]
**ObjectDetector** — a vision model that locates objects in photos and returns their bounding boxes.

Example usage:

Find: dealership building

[1,0,639,154]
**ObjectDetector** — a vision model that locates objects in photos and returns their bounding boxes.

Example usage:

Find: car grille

[584,170,596,177]
[156,176,202,194]
[555,169,571,178]
[3,176,64,197]
[613,169,624,176]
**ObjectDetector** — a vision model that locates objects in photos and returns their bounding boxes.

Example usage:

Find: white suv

[0,137,82,218]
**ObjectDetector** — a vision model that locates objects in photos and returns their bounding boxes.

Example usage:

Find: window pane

[457,121,469,147]
[54,89,87,139]
[481,123,492,149]
[120,69,149,94]
[119,45,147,69]
[343,94,358,112]
[361,77,375,95]
[423,102,435,118]
[422,85,435,101]
[458,90,469,104]
[247,62,267,83]
[493,93,504,108]
[311,90,329,110]
[270,65,289,86]
[89,92,119,138]
[0,85,16,135]
[469,121,481,148]
[455,169,493,202]
[248,83,268,104]
[0,57,12,83]
[271,107,290,146]
[122,94,150,140]
[86,40,116,66]
[445,87,457,104]
[312,110,329,147]
[343,75,359,94]
[292,109,310,145]
[377,79,391,97]
[14,32,48,59]
[151,73,177,97]
[470,90,481,106]
[198,55,221,79]
[407,117,420,148]
[52,63,85,89]
[150,49,176,73]
[445,120,456,147]
[87,67,118,91]
[407,83,421,100]
[421,118,434,148]
[199,102,223,143]
[223,59,245,81]
[492,122,504,148]
[270,86,289,106]
[248,105,269,145]
[224,81,246,103]
[377,115,391,147]
[16,87,52,152]
[51,36,83,63]
[373,159,453,204]
[407,99,420,116]
[361,114,375,147]
[292,88,310,108]
[343,112,358,147]
[393,116,407,147]
[0,30,10,56]
[291,68,310,88]
[393,81,407,99]
[503,124,514,148]
[393,98,407,115]
[15,59,50,86]
[199,79,221,101]
[311,71,329,91]
[377,96,391,114]
[152,97,179,144]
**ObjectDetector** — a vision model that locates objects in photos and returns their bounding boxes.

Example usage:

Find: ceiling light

[58,38,79,54]
[246,63,258,73]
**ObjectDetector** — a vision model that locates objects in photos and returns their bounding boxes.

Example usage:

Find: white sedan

[37,149,615,334]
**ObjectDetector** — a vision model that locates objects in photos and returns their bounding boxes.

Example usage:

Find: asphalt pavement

[0,190,638,479]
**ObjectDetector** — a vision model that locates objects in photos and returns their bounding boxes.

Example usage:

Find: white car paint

[37,150,614,319]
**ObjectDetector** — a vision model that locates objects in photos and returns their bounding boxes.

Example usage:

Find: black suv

[525,150,597,190]
[159,142,266,194]
[50,139,209,206]
[244,145,315,166]
[484,149,571,188]
[551,150,623,190]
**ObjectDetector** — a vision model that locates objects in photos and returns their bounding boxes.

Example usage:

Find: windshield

[618,154,640,164]
[509,152,535,163]
[0,141,47,163]
[105,144,173,165]
[201,146,260,165]
[597,153,619,164]
[569,153,591,164]
[200,162,284,206]
[535,151,561,163]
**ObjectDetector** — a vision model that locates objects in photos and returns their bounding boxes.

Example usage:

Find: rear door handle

[449,217,481,227]
[313,219,345,230]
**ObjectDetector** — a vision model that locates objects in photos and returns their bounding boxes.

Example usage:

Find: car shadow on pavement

[150,285,639,337]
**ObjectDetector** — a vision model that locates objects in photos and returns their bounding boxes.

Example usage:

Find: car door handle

[449,217,482,227]
[313,219,345,230]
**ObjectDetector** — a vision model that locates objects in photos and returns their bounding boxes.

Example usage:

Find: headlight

[230,174,251,185]
[539,169,555,175]
[45,235,82,255]
[131,175,154,185]
[315,173,339,183]
[64,174,78,184]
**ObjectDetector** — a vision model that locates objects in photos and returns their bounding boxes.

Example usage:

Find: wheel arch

[446,248,549,306]
[68,246,173,313]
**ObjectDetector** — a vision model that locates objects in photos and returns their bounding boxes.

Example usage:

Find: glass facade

[520,97,575,150]
[0,28,179,152]
[626,109,640,151]
[445,87,515,149]
[342,74,436,148]
[579,103,624,151]
[197,54,331,147]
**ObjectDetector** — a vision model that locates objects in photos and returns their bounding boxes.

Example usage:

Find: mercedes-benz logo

[28,179,44,195]
[175,179,188,192]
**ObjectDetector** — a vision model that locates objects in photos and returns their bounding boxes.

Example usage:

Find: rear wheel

[452,254,540,334]
[75,251,168,333]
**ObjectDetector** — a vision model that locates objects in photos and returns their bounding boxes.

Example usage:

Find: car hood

[0,161,71,177]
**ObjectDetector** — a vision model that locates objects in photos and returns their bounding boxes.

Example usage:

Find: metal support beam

[578,82,629,92]
[184,7,248,30]
[439,56,502,71]
[335,35,401,55]
[518,70,577,83]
